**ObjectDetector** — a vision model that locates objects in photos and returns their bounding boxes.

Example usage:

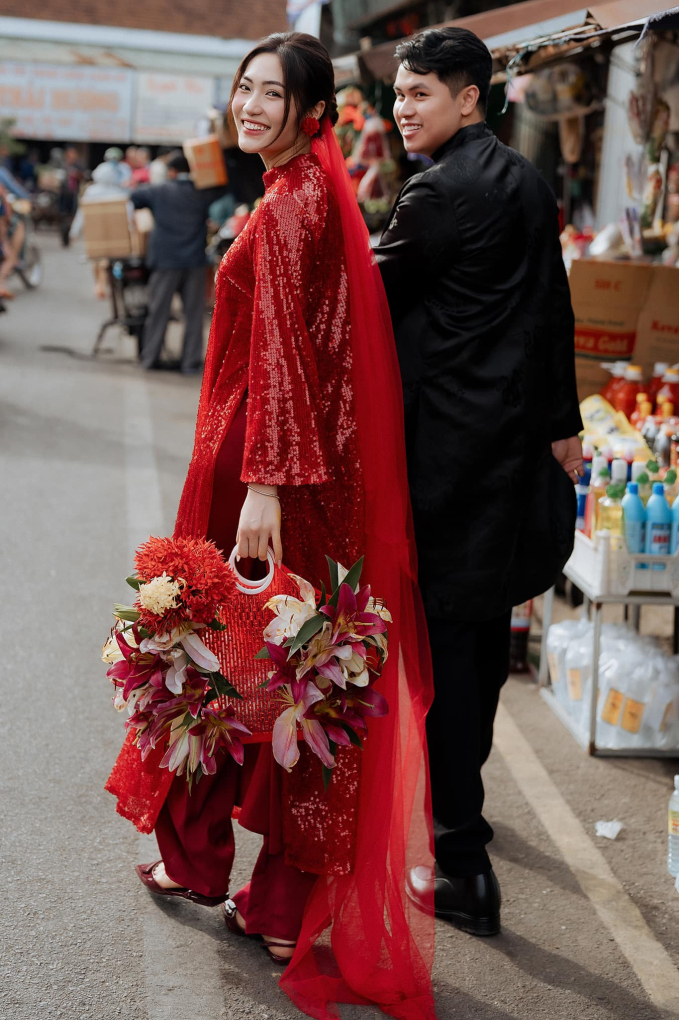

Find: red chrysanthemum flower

[134,536,236,634]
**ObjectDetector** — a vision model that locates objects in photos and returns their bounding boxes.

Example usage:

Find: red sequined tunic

[176,152,364,583]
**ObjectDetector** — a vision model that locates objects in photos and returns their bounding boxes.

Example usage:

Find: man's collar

[432,121,493,163]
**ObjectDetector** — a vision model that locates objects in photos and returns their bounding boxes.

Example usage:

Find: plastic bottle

[664,468,678,506]
[622,482,646,553]
[671,492,679,554]
[575,483,589,532]
[656,368,679,414]
[598,484,624,536]
[645,482,671,566]
[509,601,533,673]
[613,365,644,420]
[600,361,628,405]
[582,442,594,486]
[641,414,660,450]
[668,776,679,877]
[655,425,674,470]
[647,362,669,408]
[586,459,611,535]
[611,458,629,488]
[631,396,653,430]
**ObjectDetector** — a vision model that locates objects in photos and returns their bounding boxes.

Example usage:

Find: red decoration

[301,116,320,137]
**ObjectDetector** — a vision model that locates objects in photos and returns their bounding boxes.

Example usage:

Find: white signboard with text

[0,62,133,141]
[133,73,215,144]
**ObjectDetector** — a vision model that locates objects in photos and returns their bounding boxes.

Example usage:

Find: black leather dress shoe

[406,864,501,936]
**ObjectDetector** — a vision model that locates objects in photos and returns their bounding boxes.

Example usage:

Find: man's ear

[460,85,480,117]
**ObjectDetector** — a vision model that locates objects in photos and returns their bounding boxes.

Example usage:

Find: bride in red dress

[107,32,436,1020]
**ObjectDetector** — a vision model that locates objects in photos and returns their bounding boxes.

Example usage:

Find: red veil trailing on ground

[107,118,435,1019]
[274,121,436,1020]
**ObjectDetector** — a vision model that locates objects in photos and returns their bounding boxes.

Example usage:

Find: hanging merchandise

[559,116,586,165]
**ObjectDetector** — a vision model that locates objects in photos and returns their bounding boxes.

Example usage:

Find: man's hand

[552,436,584,482]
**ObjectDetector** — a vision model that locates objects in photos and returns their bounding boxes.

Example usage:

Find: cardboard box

[184,135,228,190]
[82,198,133,259]
[633,265,679,377]
[130,208,154,258]
[569,259,653,400]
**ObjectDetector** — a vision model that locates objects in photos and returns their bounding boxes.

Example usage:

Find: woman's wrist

[248,482,278,496]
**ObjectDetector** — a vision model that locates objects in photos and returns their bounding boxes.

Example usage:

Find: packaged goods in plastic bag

[546,621,679,750]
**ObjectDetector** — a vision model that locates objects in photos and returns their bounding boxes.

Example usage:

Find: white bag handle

[228,546,276,594]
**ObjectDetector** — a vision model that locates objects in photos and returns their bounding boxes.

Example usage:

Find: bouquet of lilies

[103,536,249,784]
[258,557,390,784]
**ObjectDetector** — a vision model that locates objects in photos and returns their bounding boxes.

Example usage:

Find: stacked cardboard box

[568,259,679,400]
[82,199,153,260]
[184,136,228,190]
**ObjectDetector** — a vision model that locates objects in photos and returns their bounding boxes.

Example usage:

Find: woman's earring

[301,116,320,137]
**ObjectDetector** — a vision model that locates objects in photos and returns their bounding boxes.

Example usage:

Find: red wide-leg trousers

[155,399,317,940]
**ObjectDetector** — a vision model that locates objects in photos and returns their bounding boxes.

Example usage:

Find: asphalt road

[1,235,678,1020]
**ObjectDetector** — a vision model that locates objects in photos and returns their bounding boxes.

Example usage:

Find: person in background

[375,27,583,937]
[148,147,174,186]
[70,162,131,299]
[131,147,151,187]
[58,146,85,247]
[130,152,228,374]
[0,167,31,299]
[104,147,132,187]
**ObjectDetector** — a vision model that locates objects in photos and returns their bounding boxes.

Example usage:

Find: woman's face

[231,53,301,161]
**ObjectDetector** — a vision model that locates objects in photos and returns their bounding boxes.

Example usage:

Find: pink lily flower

[264,641,306,702]
[107,633,164,700]
[188,705,252,772]
[178,629,221,673]
[272,681,335,772]
[319,583,387,646]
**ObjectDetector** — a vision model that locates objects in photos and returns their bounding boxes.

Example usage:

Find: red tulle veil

[278,118,436,1020]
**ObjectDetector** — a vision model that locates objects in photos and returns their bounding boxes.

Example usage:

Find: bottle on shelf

[647,362,669,408]
[668,775,679,878]
[671,491,679,554]
[645,482,672,566]
[586,459,611,535]
[641,414,660,450]
[656,368,679,414]
[655,425,675,470]
[582,442,594,486]
[630,395,653,430]
[622,482,646,553]
[600,361,628,405]
[613,365,644,420]
[611,458,629,488]
[598,483,624,536]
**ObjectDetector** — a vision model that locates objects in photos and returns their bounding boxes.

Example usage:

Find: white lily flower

[367,597,392,623]
[264,574,318,644]
[165,648,189,695]
[179,630,221,673]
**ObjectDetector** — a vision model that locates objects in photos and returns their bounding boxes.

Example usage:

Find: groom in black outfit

[375,27,583,935]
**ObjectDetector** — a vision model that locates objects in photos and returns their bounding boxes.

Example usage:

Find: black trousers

[142,267,206,371]
[426,611,511,877]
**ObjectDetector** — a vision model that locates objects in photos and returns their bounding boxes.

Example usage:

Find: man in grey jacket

[131,153,228,374]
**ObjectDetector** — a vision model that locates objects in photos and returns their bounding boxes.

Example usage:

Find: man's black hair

[168,153,191,174]
[395,27,493,112]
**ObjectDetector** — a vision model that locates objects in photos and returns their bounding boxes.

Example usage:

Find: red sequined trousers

[155,400,317,936]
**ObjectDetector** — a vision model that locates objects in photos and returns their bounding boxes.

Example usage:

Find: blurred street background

[2,0,679,1017]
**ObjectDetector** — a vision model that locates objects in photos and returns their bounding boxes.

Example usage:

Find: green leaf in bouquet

[318,581,327,608]
[328,556,364,608]
[287,614,325,658]
[340,723,363,748]
[322,739,338,791]
[207,617,228,631]
[326,556,339,593]
[126,575,142,591]
[211,671,243,699]
[114,604,141,622]
[255,646,271,660]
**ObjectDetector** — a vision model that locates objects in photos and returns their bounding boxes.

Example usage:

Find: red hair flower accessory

[301,116,320,137]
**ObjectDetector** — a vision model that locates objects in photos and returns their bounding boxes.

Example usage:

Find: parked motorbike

[9,198,43,289]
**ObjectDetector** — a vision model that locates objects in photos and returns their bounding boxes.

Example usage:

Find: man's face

[393,66,480,158]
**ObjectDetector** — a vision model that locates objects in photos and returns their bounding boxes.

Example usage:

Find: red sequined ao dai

[175,152,365,875]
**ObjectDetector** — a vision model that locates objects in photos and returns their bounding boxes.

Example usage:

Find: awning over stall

[356,0,674,80]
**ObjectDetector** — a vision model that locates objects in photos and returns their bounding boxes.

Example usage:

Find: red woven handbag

[202,547,301,741]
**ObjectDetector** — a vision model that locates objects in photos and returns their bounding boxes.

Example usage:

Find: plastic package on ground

[546,621,679,750]
[595,820,624,839]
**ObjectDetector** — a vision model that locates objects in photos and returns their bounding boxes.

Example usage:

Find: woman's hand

[236,484,283,565]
